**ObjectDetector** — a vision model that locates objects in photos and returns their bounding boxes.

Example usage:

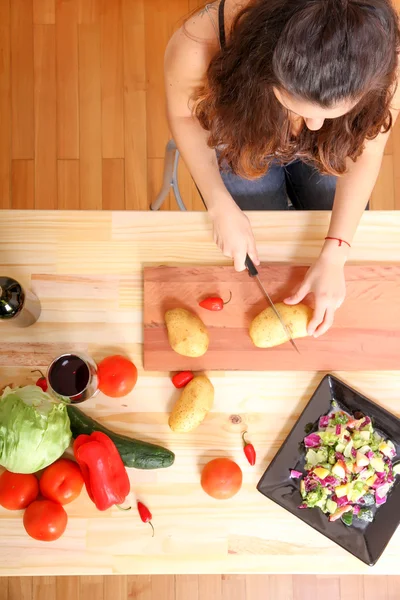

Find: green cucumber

[67,405,175,470]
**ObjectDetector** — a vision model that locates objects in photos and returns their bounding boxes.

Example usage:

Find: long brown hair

[193,0,400,178]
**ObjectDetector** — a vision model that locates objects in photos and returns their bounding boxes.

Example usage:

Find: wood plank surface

[100,0,124,159]
[122,0,147,209]
[144,0,182,160]
[0,575,399,599]
[0,0,11,209]
[176,575,199,600]
[80,576,104,600]
[270,575,294,600]
[57,160,80,210]
[8,578,33,599]
[0,0,399,592]
[222,576,246,600]
[33,24,57,209]
[0,0,397,209]
[78,22,102,209]
[102,159,125,210]
[33,0,55,24]
[11,160,35,209]
[151,576,174,600]
[56,576,80,600]
[340,576,364,600]
[1,211,400,576]
[104,575,127,600]
[56,0,79,159]
[144,264,400,372]
[32,577,56,600]
[78,0,100,24]
[198,574,222,599]
[11,0,34,160]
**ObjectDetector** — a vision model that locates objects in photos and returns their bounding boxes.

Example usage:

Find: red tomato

[201,458,243,500]
[98,355,138,398]
[40,459,84,505]
[23,500,68,542]
[0,471,39,510]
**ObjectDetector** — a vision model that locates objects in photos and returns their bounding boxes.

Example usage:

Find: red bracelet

[325,236,351,248]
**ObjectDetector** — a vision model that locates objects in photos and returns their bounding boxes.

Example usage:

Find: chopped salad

[290,405,400,526]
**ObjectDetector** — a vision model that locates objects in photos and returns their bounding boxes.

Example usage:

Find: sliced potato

[169,375,214,432]
[165,308,209,357]
[249,302,313,348]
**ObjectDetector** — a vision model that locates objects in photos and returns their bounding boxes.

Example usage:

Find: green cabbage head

[0,385,72,473]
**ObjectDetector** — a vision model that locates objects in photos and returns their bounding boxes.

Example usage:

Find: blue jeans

[220,160,337,210]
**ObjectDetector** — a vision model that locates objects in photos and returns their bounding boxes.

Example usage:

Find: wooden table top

[1,210,400,576]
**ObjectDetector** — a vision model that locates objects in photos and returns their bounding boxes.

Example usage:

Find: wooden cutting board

[143,265,400,371]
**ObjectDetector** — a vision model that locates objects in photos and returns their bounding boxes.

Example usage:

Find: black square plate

[257,374,400,566]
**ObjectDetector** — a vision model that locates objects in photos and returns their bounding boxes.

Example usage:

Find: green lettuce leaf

[0,386,72,473]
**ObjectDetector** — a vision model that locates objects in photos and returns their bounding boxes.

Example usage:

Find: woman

[165,0,399,336]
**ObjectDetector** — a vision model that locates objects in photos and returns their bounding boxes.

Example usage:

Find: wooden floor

[0,0,398,211]
[1,575,400,599]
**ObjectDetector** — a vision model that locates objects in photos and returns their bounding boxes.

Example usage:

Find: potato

[165,308,209,357]
[169,375,214,432]
[249,302,313,348]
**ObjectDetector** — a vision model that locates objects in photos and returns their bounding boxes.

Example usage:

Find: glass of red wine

[47,353,98,403]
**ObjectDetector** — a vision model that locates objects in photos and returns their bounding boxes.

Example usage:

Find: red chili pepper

[242,431,256,466]
[73,432,130,511]
[172,371,194,389]
[31,370,48,392]
[199,290,232,311]
[137,501,155,537]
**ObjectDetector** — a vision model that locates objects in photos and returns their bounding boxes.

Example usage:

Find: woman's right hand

[211,203,260,271]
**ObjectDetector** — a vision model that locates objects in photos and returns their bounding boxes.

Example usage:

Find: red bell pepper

[73,431,130,511]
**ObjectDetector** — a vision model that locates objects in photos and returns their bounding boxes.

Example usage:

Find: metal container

[0,277,41,327]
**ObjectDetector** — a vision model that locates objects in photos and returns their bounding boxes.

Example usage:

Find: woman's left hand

[284,256,346,337]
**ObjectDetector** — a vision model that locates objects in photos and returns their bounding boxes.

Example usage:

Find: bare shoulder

[164,1,248,116]
[164,6,221,116]
[165,5,220,80]
[185,3,221,45]
[165,0,247,78]
[392,65,400,116]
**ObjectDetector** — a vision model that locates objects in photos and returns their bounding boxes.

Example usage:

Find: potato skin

[169,375,214,432]
[249,302,313,348]
[165,308,209,357]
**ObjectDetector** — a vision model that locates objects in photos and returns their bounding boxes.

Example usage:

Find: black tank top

[218,0,227,48]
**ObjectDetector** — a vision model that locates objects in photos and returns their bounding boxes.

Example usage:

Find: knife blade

[245,254,300,354]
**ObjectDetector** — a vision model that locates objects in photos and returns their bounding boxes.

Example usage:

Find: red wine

[48,354,90,399]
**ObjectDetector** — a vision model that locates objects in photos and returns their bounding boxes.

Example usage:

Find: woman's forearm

[321,150,384,263]
[168,112,260,269]
[168,114,236,216]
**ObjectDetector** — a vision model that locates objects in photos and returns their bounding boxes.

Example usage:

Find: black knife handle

[245,254,258,277]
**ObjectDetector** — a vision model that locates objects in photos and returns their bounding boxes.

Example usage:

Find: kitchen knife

[245,254,300,354]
